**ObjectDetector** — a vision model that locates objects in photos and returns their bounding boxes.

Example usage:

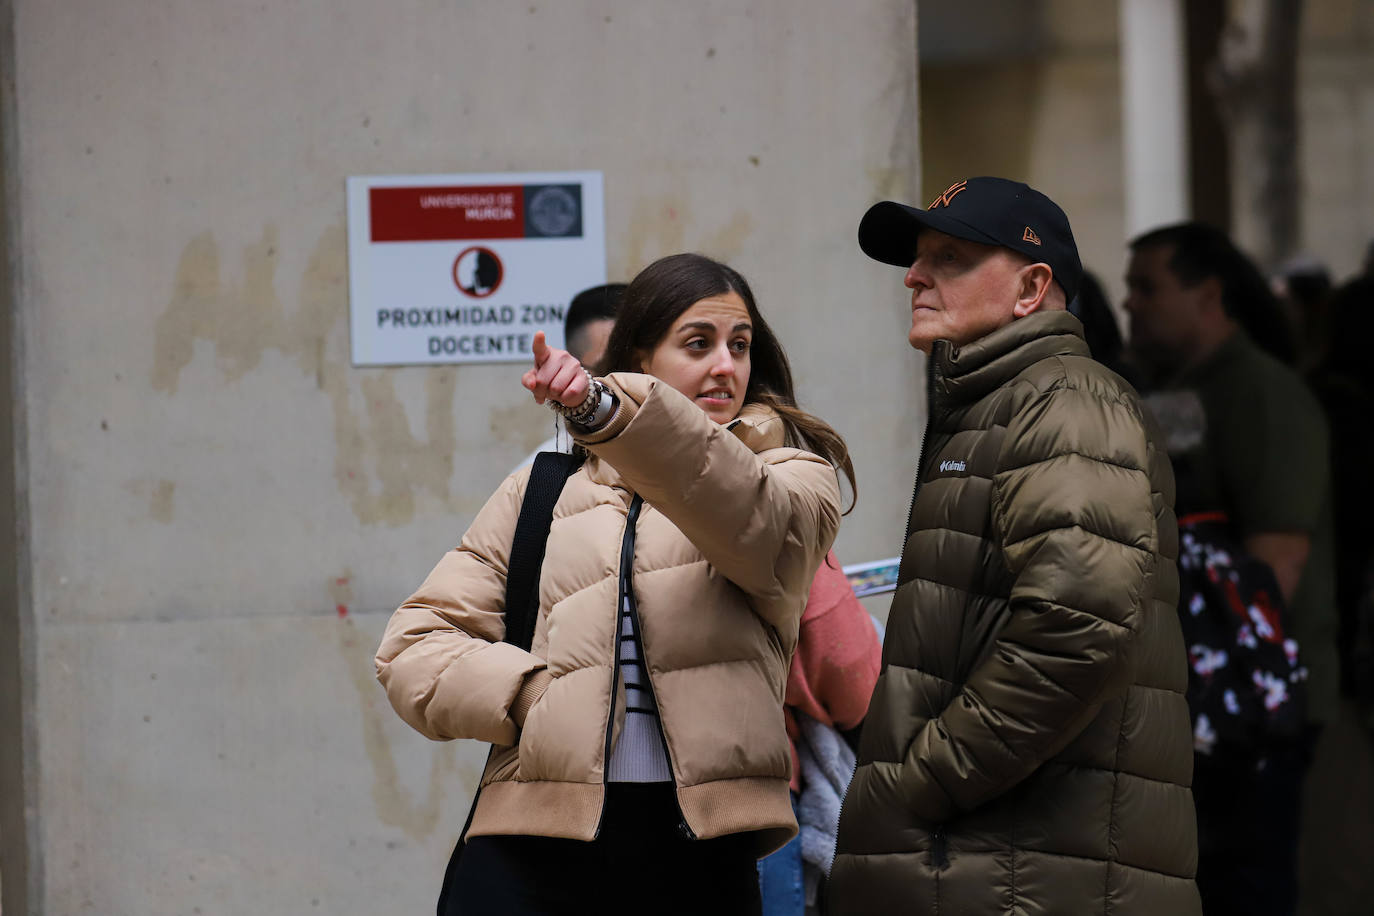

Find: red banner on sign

[370,185,526,242]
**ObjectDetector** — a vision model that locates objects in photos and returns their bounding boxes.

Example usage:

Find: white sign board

[346,171,606,366]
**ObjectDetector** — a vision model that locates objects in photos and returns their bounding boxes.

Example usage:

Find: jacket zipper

[911,353,949,875]
[625,542,697,840]
[831,775,853,876]
[832,354,942,871]
[900,349,941,568]
[620,495,695,838]
[593,496,695,840]
[593,495,639,839]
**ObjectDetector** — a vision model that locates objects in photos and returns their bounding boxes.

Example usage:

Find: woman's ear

[1012,262,1056,318]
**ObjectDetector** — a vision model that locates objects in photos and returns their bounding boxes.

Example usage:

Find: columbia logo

[939,459,967,473]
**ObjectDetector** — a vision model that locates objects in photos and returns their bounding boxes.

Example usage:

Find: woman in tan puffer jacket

[376,254,851,916]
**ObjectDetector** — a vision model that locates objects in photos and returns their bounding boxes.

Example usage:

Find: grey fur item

[794,710,858,907]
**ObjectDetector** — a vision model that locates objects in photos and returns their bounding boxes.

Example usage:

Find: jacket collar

[930,311,1088,406]
[726,402,787,451]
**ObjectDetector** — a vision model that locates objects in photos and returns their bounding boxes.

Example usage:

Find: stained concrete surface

[2,1,923,912]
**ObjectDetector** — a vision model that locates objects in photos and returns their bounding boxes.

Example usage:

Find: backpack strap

[502,450,581,652]
[437,451,582,916]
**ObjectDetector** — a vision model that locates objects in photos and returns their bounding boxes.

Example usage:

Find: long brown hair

[601,253,856,509]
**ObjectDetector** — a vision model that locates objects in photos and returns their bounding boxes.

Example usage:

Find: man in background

[561,282,623,375]
[1124,222,1336,916]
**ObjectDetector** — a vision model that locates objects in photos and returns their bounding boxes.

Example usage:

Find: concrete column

[1,0,39,909]
[1120,0,1190,237]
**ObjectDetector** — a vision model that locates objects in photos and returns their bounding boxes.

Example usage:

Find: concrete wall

[0,1,921,912]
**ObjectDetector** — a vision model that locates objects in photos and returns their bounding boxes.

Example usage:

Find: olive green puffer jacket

[830,312,1200,915]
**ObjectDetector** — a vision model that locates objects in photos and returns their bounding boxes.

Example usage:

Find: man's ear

[1012,263,1056,318]
[1197,274,1226,318]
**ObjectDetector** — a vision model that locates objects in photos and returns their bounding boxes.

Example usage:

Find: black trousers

[443,783,762,916]
[1193,729,1320,916]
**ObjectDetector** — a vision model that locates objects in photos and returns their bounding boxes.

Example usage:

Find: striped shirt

[606,596,672,782]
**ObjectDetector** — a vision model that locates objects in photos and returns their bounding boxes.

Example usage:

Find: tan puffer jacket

[376,372,841,856]
[829,313,1200,914]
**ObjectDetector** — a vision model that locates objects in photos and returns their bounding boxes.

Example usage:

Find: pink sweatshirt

[784,551,883,792]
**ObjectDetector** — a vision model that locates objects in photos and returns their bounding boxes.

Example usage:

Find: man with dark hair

[1127,222,1298,373]
[512,283,625,470]
[829,178,1200,915]
[563,282,625,373]
[1124,222,1336,916]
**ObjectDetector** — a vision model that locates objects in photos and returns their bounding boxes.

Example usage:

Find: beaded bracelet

[549,367,602,426]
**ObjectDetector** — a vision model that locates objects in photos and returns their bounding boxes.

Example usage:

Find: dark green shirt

[1152,331,1338,723]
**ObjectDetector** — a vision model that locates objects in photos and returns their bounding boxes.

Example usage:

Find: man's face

[902,230,1027,353]
[1123,243,1208,373]
[568,317,614,370]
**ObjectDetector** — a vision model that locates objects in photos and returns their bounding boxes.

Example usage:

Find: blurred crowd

[1072,225,1374,915]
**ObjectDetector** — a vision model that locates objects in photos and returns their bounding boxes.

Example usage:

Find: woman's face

[637,291,753,425]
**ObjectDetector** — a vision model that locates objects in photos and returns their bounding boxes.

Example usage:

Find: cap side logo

[1022,227,1042,246]
[928,180,968,210]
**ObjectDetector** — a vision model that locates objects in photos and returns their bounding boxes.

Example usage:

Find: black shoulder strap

[437,451,580,915]
[502,451,581,652]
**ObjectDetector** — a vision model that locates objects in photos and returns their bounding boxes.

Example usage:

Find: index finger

[531,331,549,365]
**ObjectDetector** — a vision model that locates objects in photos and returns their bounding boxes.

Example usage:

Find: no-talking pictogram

[453,246,503,298]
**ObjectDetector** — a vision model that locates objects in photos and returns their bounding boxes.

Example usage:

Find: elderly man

[828,178,1200,915]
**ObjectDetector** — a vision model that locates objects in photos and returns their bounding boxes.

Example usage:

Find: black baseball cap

[858,177,1083,303]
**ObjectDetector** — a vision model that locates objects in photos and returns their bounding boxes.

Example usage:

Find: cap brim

[857,201,1005,267]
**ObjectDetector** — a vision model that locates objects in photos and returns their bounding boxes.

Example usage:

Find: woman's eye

[685,338,708,350]
[731,339,750,353]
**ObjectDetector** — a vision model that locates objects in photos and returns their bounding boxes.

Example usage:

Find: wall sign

[346,171,606,366]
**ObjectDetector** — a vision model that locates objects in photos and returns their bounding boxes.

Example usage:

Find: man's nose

[905,261,928,289]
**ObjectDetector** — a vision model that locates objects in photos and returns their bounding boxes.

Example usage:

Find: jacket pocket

[483,744,520,786]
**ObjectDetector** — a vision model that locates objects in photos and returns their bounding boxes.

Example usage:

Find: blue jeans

[757,794,805,916]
